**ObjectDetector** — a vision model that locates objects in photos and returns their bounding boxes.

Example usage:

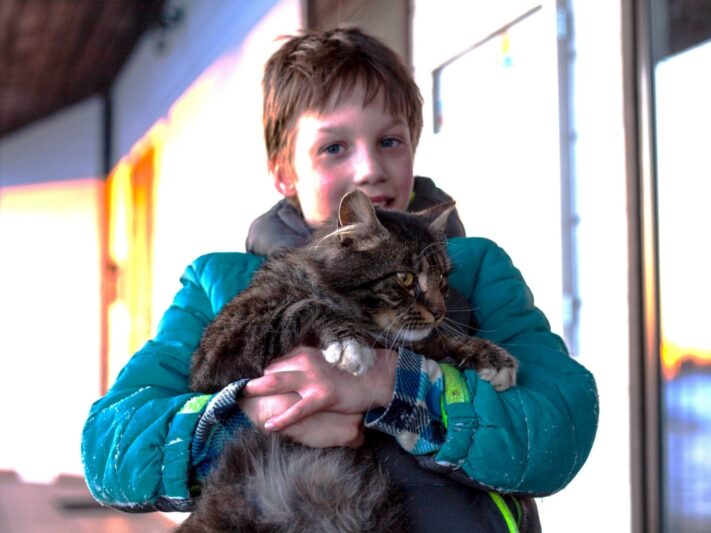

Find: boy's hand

[242,346,397,432]
[239,392,364,448]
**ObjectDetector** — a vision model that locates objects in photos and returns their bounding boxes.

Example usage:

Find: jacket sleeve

[433,237,599,495]
[81,254,258,511]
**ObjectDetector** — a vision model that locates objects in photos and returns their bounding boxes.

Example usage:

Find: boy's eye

[396,271,416,288]
[381,137,402,149]
[322,143,344,155]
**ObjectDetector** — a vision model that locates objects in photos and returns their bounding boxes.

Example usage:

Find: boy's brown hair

[263,27,423,174]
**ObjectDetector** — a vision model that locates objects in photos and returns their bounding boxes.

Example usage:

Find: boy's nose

[352,147,384,184]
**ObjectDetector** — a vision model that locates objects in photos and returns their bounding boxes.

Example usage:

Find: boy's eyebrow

[381,118,409,130]
[314,125,345,134]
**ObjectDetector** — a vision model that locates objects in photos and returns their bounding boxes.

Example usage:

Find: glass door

[644,1,711,531]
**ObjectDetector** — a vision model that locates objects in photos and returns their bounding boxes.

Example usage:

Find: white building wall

[412,0,565,336]
[554,0,632,530]
[112,0,283,163]
[0,97,103,481]
[109,0,303,335]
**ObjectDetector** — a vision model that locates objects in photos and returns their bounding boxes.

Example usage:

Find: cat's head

[313,190,455,345]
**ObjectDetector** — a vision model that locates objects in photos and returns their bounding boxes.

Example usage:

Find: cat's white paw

[322,339,376,375]
[478,366,517,391]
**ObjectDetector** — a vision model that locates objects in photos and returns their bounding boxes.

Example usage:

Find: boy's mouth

[368,196,394,209]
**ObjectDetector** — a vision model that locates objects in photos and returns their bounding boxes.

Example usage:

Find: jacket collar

[245,176,466,256]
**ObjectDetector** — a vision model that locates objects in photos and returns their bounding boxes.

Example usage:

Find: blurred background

[0,0,709,531]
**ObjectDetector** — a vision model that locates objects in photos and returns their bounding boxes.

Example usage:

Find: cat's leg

[311,318,376,375]
[440,336,518,391]
[322,337,376,375]
[286,301,377,375]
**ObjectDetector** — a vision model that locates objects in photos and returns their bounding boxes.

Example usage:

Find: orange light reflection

[661,340,711,380]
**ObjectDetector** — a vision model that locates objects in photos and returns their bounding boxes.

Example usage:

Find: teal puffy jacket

[81,237,598,510]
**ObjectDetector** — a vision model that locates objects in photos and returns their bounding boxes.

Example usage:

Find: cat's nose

[423,292,446,323]
[431,305,445,322]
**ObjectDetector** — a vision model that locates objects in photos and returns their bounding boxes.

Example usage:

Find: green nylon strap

[489,492,520,533]
[512,496,523,525]
[439,364,518,532]
[439,363,470,429]
[178,394,212,414]
[408,190,416,207]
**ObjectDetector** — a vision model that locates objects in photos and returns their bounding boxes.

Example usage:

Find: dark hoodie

[245,176,466,256]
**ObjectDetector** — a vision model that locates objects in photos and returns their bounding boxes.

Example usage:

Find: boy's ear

[272,162,296,197]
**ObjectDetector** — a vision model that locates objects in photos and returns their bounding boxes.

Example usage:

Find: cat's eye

[396,271,416,288]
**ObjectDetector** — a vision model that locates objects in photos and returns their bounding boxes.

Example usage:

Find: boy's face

[274,86,415,227]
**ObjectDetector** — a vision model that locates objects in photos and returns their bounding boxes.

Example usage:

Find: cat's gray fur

[181,432,401,533]
[179,190,517,533]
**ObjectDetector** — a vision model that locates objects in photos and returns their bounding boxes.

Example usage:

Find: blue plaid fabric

[365,348,446,454]
[191,349,448,479]
[190,379,253,481]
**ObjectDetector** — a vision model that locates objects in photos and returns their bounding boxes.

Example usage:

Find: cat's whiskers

[369,328,392,350]
[393,317,421,351]
[439,317,478,336]
[433,325,456,358]
[372,314,411,353]
[439,316,508,339]
[417,240,448,261]
[382,322,406,352]
[308,224,351,251]
[446,324,472,339]
[311,222,367,250]
[441,303,478,313]
[444,245,470,263]
[357,327,402,414]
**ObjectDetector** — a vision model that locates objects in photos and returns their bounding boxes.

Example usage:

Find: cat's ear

[338,190,377,227]
[415,201,456,235]
[337,190,388,247]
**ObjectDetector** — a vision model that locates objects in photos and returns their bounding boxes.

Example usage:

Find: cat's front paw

[457,339,518,392]
[322,338,376,375]
[477,362,517,391]
[473,345,518,391]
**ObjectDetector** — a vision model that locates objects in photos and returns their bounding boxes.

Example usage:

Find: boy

[82,28,598,531]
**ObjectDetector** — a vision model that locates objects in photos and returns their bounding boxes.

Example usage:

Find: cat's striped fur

[181,190,517,532]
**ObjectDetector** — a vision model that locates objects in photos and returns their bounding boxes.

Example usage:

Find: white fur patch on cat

[395,327,432,343]
[322,338,376,375]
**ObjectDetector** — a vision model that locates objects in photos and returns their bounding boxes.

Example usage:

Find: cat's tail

[177,431,405,533]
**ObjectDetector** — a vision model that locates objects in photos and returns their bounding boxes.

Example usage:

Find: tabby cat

[180,190,518,533]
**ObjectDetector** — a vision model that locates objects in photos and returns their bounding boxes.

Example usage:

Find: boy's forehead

[310,85,405,123]
[324,82,376,107]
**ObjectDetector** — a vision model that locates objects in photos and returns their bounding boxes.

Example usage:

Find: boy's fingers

[262,359,299,374]
[243,372,301,397]
[344,428,366,449]
[264,396,323,431]
[264,346,322,374]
